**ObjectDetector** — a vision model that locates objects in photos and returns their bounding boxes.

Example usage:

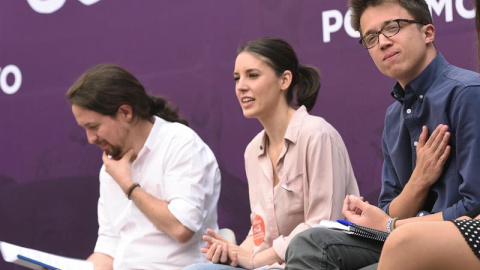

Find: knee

[286,228,318,258]
[286,229,310,258]
[382,224,420,255]
[290,228,313,246]
[289,228,329,250]
[286,228,332,260]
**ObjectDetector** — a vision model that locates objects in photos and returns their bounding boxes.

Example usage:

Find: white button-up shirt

[94,116,221,270]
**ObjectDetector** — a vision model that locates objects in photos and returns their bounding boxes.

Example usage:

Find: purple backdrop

[0,0,476,267]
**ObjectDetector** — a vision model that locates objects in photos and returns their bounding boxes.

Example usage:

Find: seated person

[347,1,480,269]
[184,37,359,270]
[285,0,480,269]
[67,64,221,270]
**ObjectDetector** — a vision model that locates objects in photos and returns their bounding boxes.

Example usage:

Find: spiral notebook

[316,219,389,242]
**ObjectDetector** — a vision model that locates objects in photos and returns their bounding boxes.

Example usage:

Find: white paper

[314,219,349,231]
[0,241,93,270]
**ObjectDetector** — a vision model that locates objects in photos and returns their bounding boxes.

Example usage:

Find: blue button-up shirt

[379,54,480,220]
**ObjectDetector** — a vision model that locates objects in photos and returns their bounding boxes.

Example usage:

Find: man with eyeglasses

[284,0,480,269]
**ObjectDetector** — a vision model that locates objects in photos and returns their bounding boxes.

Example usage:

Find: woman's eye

[249,74,259,78]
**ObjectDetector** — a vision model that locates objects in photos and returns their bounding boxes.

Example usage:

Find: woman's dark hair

[237,37,321,112]
[66,64,188,126]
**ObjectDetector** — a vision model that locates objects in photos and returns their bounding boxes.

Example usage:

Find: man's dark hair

[349,0,432,33]
[66,64,188,126]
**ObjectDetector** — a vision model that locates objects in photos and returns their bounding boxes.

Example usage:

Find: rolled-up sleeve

[164,133,219,232]
[94,169,119,257]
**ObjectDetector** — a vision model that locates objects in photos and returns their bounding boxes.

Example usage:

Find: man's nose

[86,131,98,145]
[378,33,393,50]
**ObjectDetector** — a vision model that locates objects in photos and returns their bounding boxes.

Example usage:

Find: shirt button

[419,95,424,99]
[406,109,412,114]
[414,141,418,147]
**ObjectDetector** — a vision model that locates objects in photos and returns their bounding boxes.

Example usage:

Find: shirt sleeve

[442,86,480,220]
[378,127,403,214]
[271,129,359,259]
[164,131,220,232]
[94,168,119,258]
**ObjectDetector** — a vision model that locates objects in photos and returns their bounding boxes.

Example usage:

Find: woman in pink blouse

[184,37,359,270]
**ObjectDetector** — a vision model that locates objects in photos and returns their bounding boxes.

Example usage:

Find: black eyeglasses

[359,19,425,49]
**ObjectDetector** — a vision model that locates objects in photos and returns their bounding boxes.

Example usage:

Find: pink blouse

[245,106,359,264]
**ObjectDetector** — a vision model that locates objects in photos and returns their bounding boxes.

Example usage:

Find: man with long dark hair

[67,64,221,270]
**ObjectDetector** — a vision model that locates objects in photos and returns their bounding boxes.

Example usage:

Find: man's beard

[98,140,123,160]
[97,129,129,161]
[106,145,123,160]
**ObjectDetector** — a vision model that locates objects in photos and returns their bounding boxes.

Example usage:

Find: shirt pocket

[281,171,304,215]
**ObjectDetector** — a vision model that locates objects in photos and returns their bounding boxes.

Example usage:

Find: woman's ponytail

[295,65,321,112]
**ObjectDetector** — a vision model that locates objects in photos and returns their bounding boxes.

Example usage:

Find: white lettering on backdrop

[322,0,475,43]
[0,65,22,95]
[26,0,102,14]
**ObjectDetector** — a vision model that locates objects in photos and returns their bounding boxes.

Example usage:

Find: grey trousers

[285,228,383,270]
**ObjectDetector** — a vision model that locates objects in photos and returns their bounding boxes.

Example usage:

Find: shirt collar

[256,106,309,156]
[136,116,165,159]
[284,105,308,144]
[391,53,449,104]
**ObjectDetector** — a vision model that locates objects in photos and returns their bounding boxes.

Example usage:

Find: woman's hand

[201,228,229,262]
[201,229,253,268]
[203,242,239,266]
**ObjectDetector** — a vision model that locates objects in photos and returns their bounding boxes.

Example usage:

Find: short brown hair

[349,0,432,33]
